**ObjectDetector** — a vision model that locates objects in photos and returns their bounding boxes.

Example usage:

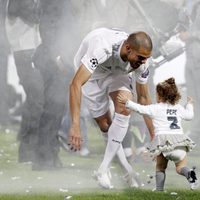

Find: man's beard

[131,61,143,69]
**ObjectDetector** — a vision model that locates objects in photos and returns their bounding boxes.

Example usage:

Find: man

[6,0,42,162]
[69,28,154,188]
[179,0,200,143]
[31,0,67,170]
[0,0,10,126]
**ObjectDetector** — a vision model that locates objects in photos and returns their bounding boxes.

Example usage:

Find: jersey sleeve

[134,60,150,84]
[125,100,155,116]
[179,103,194,120]
[81,37,111,73]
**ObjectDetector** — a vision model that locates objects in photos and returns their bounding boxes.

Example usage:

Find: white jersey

[74,28,150,84]
[126,101,194,135]
[6,17,41,51]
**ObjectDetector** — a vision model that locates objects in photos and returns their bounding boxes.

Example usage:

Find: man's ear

[126,44,132,54]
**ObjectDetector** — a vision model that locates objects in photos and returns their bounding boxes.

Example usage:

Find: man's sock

[98,113,130,173]
[156,171,166,191]
[116,144,133,174]
[101,132,133,174]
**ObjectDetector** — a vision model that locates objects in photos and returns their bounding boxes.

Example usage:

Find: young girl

[118,77,198,191]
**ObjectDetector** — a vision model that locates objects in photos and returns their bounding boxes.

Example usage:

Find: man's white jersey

[126,101,194,135]
[74,28,150,84]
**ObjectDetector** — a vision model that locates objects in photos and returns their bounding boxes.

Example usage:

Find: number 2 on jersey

[167,116,180,129]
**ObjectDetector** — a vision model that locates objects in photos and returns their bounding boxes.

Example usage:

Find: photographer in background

[6,0,42,163]
[179,0,200,143]
[0,0,11,126]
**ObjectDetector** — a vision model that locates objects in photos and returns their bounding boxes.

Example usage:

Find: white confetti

[70,163,75,167]
[65,195,72,199]
[5,129,10,133]
[170,192,177,195]
[11,176,20,180]
[59,188,68,192]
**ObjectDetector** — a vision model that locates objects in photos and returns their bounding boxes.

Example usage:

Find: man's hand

[68,126,82,151]
[179,32,189,41]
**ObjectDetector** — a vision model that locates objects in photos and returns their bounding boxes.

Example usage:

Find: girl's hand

[117,93,129,104]
[187,96,194,104]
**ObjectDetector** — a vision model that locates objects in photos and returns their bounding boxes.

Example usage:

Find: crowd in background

[0,0,199,170]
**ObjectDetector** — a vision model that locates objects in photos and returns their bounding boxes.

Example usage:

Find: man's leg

[94,90,139,188]
[98,112,130,173]
[14,50,44,163]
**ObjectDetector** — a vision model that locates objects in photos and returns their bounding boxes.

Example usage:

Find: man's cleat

[93,170,113,189]
[124,172,141,188]
[188,170,199,190]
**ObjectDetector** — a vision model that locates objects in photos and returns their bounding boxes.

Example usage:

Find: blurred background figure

[179,0,200,143]
[0,0,11,126]
[59,98,91,157]
[31,0,69,170]
[6,0,42,163]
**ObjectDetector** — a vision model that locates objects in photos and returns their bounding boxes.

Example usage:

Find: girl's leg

[175,155,189,177]
[175,156,198,189]
[156,153,168,191]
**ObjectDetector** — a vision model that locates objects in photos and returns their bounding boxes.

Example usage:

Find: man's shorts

[162,146,187,163]
[82,74,133,118]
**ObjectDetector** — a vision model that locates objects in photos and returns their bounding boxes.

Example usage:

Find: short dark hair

[127,31,153,52]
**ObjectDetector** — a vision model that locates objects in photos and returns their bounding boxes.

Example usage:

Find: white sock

[101,133,133,174]
[116,145,133,174]
[98,113,130,173]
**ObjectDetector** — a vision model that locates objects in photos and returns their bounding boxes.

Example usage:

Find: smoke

[1,0,199,194]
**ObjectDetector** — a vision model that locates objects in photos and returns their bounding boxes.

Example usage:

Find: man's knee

[110,90,132,116]
[94,111,112,132]
[118,107,131,116]
[97,120,110,132]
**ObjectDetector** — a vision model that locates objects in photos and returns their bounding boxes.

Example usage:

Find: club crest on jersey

[141,69,149,78]
[90,58,98,69]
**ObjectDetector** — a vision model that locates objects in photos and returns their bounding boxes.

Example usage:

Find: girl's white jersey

[74,27,150,84]
[126,101,194,135]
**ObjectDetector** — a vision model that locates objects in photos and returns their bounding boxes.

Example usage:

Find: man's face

[127,46,151,69]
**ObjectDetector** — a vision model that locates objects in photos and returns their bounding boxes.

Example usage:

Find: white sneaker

[124,172,140,188]
[188,170,199,190]
[80,147,90,156]
[93,170,113,189]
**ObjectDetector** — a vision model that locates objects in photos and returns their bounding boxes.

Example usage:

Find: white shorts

[162,146,187,163]
[82,74,133,118]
